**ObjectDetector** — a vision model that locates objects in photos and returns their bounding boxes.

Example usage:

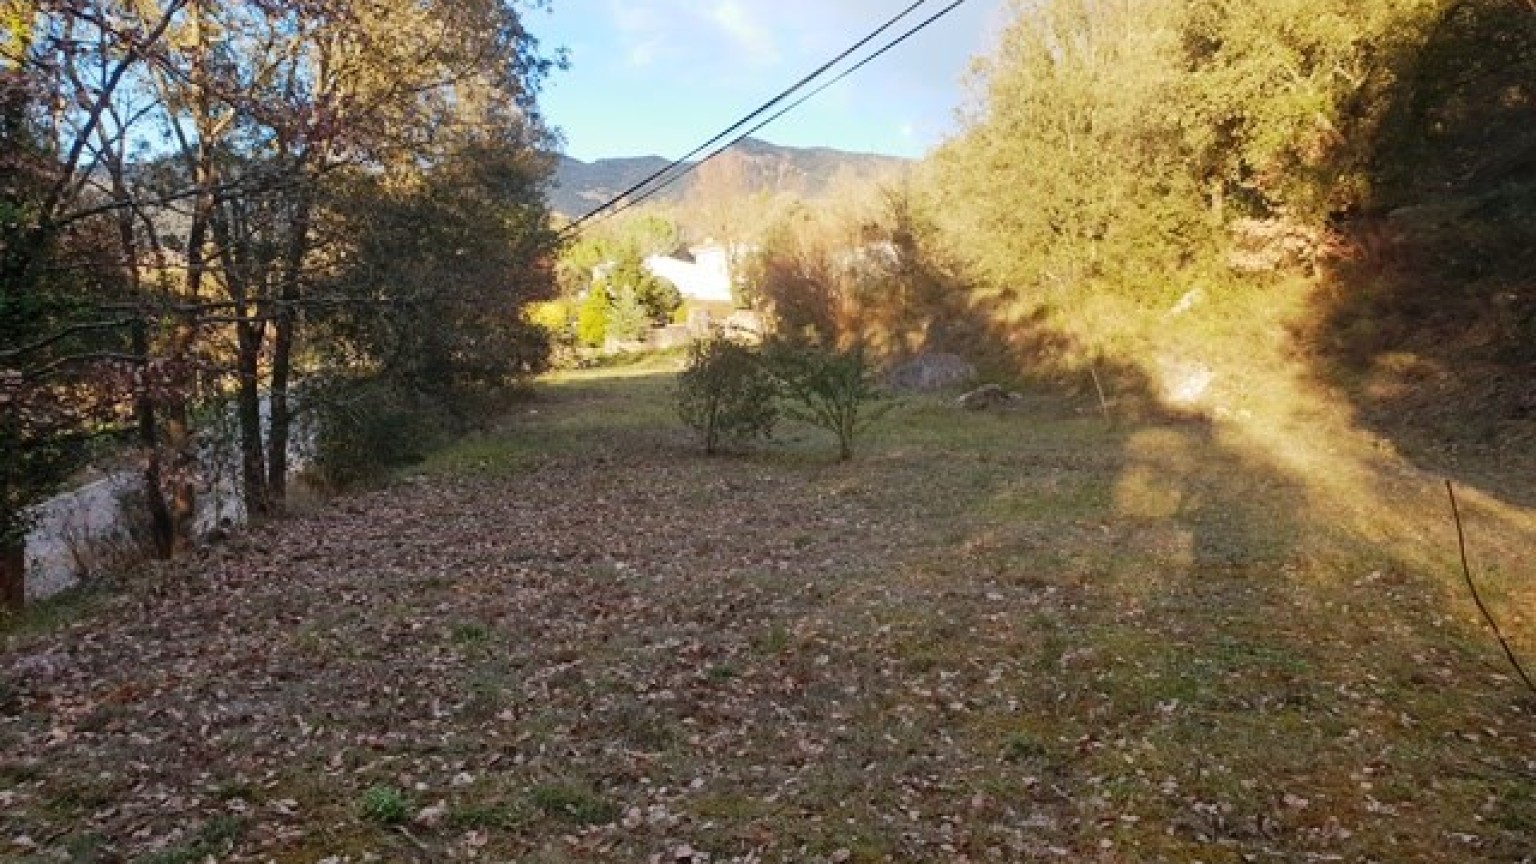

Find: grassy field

[3,354,1534,862]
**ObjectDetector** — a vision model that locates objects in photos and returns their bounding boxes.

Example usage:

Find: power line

[561,0,946,236]
[586,0,972,230]
[561,0,933,233]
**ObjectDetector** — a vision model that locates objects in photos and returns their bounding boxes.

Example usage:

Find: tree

[0,0,179,605]
[763,339,893,461]
[1,0,561,607]
[604,282,651,344]
[317,143,558,408]
[605,251,681,327]
[928,0,1445,335]
[676,337,778,454]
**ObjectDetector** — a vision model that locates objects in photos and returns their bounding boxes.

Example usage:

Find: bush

[359,785,410,825]
[606,282,651,344]
[576,284,610,348]
[310,377,450,489]
[676,337,778,454]
[763,339,894,461]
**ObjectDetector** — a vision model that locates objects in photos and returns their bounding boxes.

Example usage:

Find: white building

[643,243,744,304]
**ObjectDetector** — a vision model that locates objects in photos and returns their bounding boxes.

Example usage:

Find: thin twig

[1465,754,1536,782]
[1446,479,1536,697]
[396,826,432,853]
[1089,364,1112,426]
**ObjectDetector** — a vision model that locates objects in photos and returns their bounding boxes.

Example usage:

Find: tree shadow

[1308,0,1536,506]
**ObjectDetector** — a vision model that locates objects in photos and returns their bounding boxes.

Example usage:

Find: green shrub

[676,337,779,454]
[310,377,450,489]
[360,785,410,825]
[577,284,610,348]
[606,282,651,344]
[764,339,893,461]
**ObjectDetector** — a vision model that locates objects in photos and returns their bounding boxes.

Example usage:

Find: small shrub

[764,339,894,461]
[452,622,490,646]
[676,336,778,454]
[360,785,410,825]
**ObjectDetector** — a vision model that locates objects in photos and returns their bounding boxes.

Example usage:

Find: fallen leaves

[1,373,1533,861]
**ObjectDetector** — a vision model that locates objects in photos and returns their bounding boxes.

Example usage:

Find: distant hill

[549,137,908,219]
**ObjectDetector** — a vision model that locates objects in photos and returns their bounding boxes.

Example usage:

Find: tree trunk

[132,320,175,558]
[267,185,312,510]
[108,152,176,558]
[211,186,273,518]
[235,311,269,516]
[1,540,24,614]
[163,315,198,557]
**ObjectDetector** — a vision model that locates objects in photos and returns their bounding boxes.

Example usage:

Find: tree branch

[1446,480,1536,697]
[22,351,144,381]
[1,319,139,361]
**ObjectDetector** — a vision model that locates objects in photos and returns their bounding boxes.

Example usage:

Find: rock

[956,384,1022,411]
[8,652,69,681]
[1156,359,1214,406]
[885,352,976,393]
[413,800,448,828]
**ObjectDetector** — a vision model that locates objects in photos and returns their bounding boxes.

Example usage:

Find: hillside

[549,137,907,219]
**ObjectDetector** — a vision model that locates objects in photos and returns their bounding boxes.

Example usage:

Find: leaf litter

[2,371,1534,862]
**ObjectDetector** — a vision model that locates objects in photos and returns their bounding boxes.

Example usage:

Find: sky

[526,0,1011,163]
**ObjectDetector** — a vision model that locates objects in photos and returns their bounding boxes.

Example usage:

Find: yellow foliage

[526,300,574,336]
[0,0,34,67]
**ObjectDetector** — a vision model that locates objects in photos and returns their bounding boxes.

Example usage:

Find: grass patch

[0,584,107,637]
[528,783,619,826]
[450,799,534,830]
[4,362,1535,862]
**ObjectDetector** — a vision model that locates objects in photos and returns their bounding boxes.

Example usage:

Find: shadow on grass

[419,235,1536,858]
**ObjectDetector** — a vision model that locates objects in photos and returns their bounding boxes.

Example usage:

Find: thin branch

[23,351,145,381]
[0,319,139,361]
[41,0,190,226]
[1446,480,1536,697]
[54,173,307,229]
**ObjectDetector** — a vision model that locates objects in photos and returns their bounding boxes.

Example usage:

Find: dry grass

[2,348,1534,862]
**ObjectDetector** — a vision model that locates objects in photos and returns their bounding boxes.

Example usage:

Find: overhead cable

[584,0,972,229]
[561,0,944,235]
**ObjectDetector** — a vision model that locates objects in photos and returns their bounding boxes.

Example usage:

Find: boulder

[956,384,1022,411]
[885,352,977,393]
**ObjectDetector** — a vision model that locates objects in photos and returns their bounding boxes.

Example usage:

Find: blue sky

[527,0,1010,162]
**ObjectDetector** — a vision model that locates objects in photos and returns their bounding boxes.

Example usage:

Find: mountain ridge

[549,137,908,219]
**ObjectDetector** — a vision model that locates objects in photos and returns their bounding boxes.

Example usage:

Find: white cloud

[611,0,666,68]
[704,0,780,66]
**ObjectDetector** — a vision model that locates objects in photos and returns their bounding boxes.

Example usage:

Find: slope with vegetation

[917,0,1534,502]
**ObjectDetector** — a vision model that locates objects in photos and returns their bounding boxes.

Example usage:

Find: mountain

[549,138,908,219]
